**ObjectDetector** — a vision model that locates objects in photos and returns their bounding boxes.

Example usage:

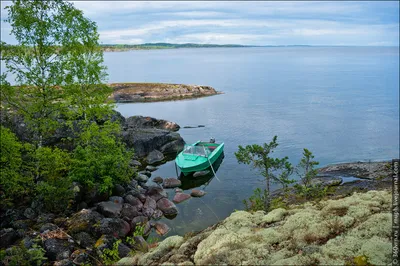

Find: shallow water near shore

[110,47,399,236]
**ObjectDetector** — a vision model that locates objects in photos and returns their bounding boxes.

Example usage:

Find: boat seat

[208,146,217,151]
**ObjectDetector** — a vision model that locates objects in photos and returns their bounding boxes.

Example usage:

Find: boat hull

[175,142,224,175]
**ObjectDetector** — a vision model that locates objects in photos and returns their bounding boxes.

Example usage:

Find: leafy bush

[269,197,288,211]
[100,239,121,265]
[294,183,327,200]
[0,242,47,266]
[70,121,134,193]
[243,188,268,212]
[27,146,73,212]
[0,126,34,207]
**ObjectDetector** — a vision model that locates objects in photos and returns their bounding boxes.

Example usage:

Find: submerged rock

[191,189,206,197]
[173,193,191,204]
[163,178,181,188]
[157,198,178,216]
[146,186,168,202]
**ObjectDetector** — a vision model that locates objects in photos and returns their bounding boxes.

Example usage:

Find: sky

[1,1,399,46]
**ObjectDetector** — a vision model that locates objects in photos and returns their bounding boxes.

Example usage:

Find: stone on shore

[96,218,130,238]
[146,150,165,165]
[163,178,181,188]
[146,165,158,172]
[124,195,143,210]
[135,173,149,182]
[153,176,163,184]
[97,201,122,218]
[311,176,343,187]
[153,222,170,236]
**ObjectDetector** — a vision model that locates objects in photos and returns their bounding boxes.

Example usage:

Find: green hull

[175,141,224,175]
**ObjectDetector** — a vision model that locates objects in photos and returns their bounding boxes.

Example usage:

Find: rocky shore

[108,83,221,103]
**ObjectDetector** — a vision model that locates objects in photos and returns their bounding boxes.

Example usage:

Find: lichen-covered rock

[67,209,103,234]
[173,192,191,204]
[163,178,181,188]
[137,236,184,265]
[141,190,392,266]
[157,198,178,216]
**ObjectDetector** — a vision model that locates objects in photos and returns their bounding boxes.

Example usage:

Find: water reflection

[179,152,225,190]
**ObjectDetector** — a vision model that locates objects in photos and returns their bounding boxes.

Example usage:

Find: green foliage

[27,146,73,212]
[0,243,47,266]
[0,126,34,207]
[126,223,146,245]
[294,183,327,200]
[70,121,134,193]
[243,188,268,212]
[235,136,294,210]
[100,239,121,265]
[269,197,288,211]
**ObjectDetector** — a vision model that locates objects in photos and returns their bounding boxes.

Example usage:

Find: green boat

[175,140,224,175]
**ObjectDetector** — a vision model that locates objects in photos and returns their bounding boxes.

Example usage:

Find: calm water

[107,47,399,236]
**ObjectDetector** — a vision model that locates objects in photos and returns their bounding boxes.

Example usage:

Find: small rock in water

[146,150,164,165]
[197,125,205,127]
[193,170,210,178]
[153,222,170,236]
[191,189,206,197]
[152,209,163,220]
[139,170,151,177]
[130,160,142,167]
[156,198,178,216]
[163,178,181,188]
[153,176,163,184]
[135,174,149,182]
[173,192,191,204]
[146,165,158,172]
[175,188,183,193]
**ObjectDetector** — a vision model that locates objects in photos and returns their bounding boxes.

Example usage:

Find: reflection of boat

[179,152,224,190]
[175,140,224,175]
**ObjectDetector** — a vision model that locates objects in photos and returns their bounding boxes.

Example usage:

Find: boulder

[163,178,182,188]
[113,184,126,197]
[159,139,185,154]
[24,208,36,220]
[44,238,74,261]
[173,193,191,204]
[191,189,206,197]
[96,218,130,238]
[109,196,124,205]
[146,150,165,165]
[97,201,123,218]
[121,204,141,220]
[135,174,149,183]
[129,235,149,252]
[146,165,158,172]
[73,232,96,249]
[67,209,103,234]
[124,195,143,210]
[40,223,58,233]
[130,160,142,167]
[131,216,151,236]
[0,228,18,248]
[157,198,178,216]
[142,207,155,218]
[118,242,132,258]
[144,197,157,210]
[124,116,180,132]
[146,186,168,202]
[152,209,163,220]
[311,176,343,187]
[126,179,139,191]
[153,222,170,236]
[71,249,90,265]
[139,170,152,177]
[193,170,210,178]
[153,176,163,184]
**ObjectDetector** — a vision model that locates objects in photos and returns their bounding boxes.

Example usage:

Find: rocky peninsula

[108,83,221,103]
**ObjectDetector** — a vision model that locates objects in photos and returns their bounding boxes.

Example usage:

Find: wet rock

[152,209,163,220]
[159,139,185,154]
[126,179,139,191]
[175,188,183,193]
[144,197,157,210]
[146,165,158,172]
[146,186,168,202]
[109,196,124,204]
[121,204,141,220]
[136,174,149,182]
[130,159,142,168]
[191,189,206,197]
[113,184,126,197]
[44,238,74,261]
[157,198,178,216]
[97,201,122,218]
[153,222,170,236]
[146,150,165,165]
[67,209,103,234]
[24,208,36,220]
[0,228,18,248]
[173,193,191,204]
[74,232,96,249]
[153,176,163,184]
[143,207,155,218]
[40,223,58,233]
[124,195,143,210]
[193,170,210,177]
[163,178,182,188]
[118,242,132,258]
[96,218,130,238]
[140,170,152,177]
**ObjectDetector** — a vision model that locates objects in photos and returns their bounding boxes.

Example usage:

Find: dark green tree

[235,136,294,211]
